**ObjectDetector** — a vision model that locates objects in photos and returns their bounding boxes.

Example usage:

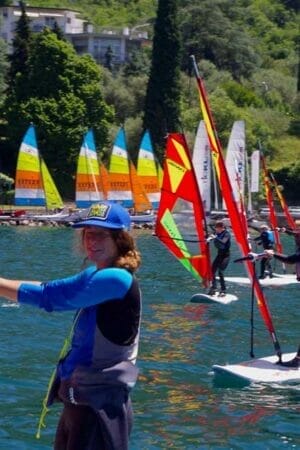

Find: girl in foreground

[0,201,142,450]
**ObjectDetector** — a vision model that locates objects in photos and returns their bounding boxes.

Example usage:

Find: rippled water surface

[0,227,299,449]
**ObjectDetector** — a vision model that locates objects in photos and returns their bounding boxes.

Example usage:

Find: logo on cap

[88,203,110,220]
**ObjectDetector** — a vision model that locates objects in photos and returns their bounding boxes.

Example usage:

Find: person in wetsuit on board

[207,221,231,297]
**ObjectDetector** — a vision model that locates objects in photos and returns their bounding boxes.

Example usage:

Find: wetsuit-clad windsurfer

[254,224,275,279]
[207,221,231,296]
[278,220,300,281]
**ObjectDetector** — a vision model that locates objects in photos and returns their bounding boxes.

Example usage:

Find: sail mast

[191,55,282,357]
[269,172,296,230]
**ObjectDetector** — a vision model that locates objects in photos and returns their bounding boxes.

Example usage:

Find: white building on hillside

[0,4,150,67]
[0,5,85,51]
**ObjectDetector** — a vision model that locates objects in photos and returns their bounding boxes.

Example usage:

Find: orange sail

[99,163,109,200]
[191,55,282,357]
[129,162,152,213]
[155,133,212,287]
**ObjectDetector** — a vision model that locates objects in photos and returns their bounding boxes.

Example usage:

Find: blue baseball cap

[72,202,131,230]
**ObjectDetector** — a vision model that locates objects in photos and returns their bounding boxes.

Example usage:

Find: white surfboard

[213,352,300,385]
[225,274,298,287]
[190,292,238,305]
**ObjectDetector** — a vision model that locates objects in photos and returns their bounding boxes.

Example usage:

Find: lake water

[0,226,299,449]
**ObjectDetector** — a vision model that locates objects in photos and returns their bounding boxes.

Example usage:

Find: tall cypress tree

[6,1,31,98]
[143,0,182,159]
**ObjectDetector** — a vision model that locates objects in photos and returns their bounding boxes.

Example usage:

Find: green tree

[6,0,32,98]
[143,0,182,159]
[0,38,8,105]
[3,29,113,198]
[179,1,260,80]
[123,47,151,77]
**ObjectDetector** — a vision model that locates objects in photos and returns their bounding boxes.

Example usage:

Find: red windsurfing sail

[269,171,296,230]
[155,133,212,287]
[261,154,283,253]
[191,55,281,356]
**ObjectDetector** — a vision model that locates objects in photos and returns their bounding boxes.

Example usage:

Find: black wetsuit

[254,230,274,278]
[210,229,231,293]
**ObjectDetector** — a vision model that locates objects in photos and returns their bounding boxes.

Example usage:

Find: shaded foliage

[6,1,32,99]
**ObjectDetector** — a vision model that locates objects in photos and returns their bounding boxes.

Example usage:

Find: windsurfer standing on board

[254,224,275,279]
[207,220,231,297]
[0,201,142,450]
[264,248,300,367]
[277,219,300,281]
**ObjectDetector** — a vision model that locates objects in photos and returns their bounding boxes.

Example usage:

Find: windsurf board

[213,352,300,385]
[225,274,298,287]
[190,292,238,305]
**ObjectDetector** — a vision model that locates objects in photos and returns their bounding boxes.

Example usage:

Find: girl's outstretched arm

[0,278,41,302]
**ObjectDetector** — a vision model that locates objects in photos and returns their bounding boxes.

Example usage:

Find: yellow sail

[41,158,63,209]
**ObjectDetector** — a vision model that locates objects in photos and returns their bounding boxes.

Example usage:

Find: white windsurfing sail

[192,120,211,214]
[250,150,260,193]
[223,121,246,211]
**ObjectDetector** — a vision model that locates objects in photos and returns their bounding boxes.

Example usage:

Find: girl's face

[83,226,118,268]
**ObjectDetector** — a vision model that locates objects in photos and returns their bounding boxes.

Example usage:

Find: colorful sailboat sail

[157,161,164,189]
[107,128,133,208]
[99,163,110,201]
[40,159,63,210]
[155,133,212,287]
[129,161,152,213]
[15,125,63,208]
[191,55,282,357]
[75,129,104,208]
[136,130,160,209]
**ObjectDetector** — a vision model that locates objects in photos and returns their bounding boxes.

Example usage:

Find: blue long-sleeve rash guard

[18,266,133,312]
